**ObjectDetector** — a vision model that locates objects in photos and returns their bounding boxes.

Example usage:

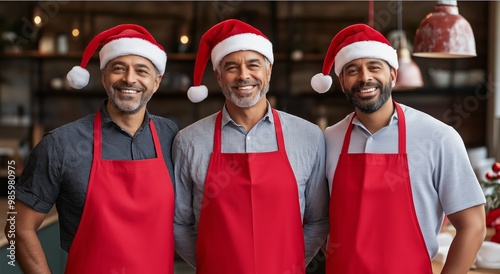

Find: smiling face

[101,55,161,115]
[215,50,272,109]
[339,58,396,114]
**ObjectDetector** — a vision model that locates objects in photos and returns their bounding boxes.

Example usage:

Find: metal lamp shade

[413,1,476,58]
[394,47,424,90]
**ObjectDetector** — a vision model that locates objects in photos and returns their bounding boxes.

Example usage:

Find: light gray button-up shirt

[173,104,329,268]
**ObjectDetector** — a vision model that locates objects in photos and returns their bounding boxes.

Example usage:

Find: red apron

[65,111,174,274]
[196,109,305,274]
[326,102,431,274]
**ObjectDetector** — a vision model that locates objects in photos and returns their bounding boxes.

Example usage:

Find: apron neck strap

[341,101,406,154]
[93,110,163,159]
[94,111,103,159]
[213,108,285,153]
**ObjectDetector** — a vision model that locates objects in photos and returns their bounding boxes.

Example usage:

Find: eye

[346,68,358,75]
[248,63,260,70]
[112,66,126,72]
[137,69,149,75]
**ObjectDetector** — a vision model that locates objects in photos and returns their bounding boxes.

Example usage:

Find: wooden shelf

[0,51,197,61]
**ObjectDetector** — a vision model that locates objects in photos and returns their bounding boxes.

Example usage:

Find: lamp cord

[397,0,407,49]
[368,0,374,28]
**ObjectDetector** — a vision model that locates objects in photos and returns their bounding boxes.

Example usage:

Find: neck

[105,103,146,136]
[355,99,394,134]
[225,98,268,132]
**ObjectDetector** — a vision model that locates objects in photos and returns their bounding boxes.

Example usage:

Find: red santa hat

[66,24,167,89]
[187,19,274,103]
[311,24,398,93]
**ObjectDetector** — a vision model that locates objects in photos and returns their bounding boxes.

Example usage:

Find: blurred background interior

[0,1,499,273]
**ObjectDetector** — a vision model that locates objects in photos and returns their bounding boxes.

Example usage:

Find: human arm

[4,200,51,274]
[440,205,486,274]
[303,131,330,265]
[172,133,197,268]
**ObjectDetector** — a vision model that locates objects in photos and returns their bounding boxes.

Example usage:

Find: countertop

[432,261,500,274]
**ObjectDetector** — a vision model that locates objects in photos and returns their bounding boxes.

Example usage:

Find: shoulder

[149,114,180,137]
[324,112,353,138]
[174,112,218,145]
[276,110,322,134]
[45,114,95,141]
[30,115,94,161]
[275,110,325,148]
[400,104,457,139]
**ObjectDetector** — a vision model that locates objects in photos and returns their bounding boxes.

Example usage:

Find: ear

[101,69,106,88]
[390,67,397,88]
[267,62,273,82]
[215,68,222,86]
[153,74,162,94]
[338,72,345,93]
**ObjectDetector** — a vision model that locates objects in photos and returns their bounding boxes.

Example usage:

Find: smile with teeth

[120,89,139,94]
[359,87,376,93]
[237,85,255,90]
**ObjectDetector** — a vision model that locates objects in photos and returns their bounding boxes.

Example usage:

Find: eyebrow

[223,58,262,68]
[344,60,385,70]
[108,60,151,70]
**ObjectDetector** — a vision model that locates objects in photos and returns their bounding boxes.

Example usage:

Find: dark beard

[344,81,391,114]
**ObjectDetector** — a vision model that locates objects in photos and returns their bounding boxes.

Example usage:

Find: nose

[358,67,373,83]
[123,69,137,84]
[238,66,251,80]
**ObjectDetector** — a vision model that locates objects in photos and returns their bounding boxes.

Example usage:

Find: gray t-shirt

[324,103,485,259]
[16,102,179,252]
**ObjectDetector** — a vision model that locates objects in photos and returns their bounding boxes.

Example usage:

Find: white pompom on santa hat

[66,24,167,89]
[311,24,398,93]
[187,19,274,103]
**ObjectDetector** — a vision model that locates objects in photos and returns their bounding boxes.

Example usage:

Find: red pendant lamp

[394,0,424,90]
[413,0,476,58]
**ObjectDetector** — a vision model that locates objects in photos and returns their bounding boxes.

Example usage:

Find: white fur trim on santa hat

[211,33,273,71]
[334,40,398,76]
[99,37,167,74]
[311,73,333,93]
[187,85,208,103]
[67,66,90,89]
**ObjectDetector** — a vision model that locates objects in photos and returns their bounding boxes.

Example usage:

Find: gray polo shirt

[324,103,485,259]
[173,104,330,267]
[15,101,179,252]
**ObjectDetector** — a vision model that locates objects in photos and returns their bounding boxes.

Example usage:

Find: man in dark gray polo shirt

[4,24,179,273]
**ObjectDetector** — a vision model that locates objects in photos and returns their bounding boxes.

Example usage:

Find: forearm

[441,227,485,274]
[14,230,52,274]
[303,219,329,265]
[5,200,52,274]
[441,205,486,274]
[174,223,197,268]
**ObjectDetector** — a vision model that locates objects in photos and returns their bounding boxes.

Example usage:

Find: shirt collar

[221,101,274,128]
[100,100,151,130]
[352,105,399,128]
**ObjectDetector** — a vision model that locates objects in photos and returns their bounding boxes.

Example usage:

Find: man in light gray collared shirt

[173,19,329,273]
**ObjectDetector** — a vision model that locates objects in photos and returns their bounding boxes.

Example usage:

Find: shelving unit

[0,1,491,150]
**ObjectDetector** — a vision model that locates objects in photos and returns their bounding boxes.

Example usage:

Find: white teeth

[360,88,376,93]
[238,86,253,90]
[121,89,138,94]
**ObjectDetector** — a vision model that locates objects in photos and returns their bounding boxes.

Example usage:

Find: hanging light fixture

[413,0,476,58]
[394,0,424,90]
